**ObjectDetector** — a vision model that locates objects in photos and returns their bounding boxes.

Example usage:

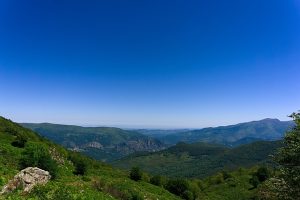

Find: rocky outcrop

[82,142,103,149]
[116,139,165,154]
[0,167,51,194]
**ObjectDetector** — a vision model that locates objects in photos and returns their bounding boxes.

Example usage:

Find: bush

[250,166,271,189]
[249,175,260,189]
[74,159,87,175]
[131,193,144,200]
[20,143,58,179]
[165,179,193,200]
[182,190,194,200]
[255,167,271,182]
[142,172,150,182]
[129,167,142,181]
[11,134,27,148]
[150,175,164,187]
[0,177,5,186]
[68,153,88,176]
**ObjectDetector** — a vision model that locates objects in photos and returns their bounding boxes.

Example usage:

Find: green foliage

[130,167,142,181]
[255,167,271,182]
[249,166,272,189]
[260,112,300,200]
[249,175,260,189]
[0,176,5,186]
[20,143,58,179]
[11,134,27,148]
[150,175,164,187]
[165,179,191,199]
[68,152,88,175]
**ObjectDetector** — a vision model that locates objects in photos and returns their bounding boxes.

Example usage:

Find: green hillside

[113,140,282,178]
[0,117,181,200]
[22,123,165,162]
[151,119,294,146]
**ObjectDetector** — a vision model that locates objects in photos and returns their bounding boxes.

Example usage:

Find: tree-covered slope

[113,140,282,178]
[21,123,165,162]
[0,116,181,200]
[153,118,294,146]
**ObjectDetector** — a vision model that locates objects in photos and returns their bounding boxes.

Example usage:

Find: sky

[0,0,299,128]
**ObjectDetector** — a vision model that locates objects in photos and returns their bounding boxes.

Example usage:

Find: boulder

[0,167,51,194]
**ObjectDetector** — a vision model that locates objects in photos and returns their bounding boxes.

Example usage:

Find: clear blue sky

[0,0,299,128]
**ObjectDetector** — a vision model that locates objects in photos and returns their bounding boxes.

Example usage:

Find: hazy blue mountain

[146,119,294,146]
[135,129,191,137]
[113,140,283,178]
[21,123,165,161]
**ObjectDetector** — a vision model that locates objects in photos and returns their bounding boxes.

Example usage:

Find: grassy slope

[0,117,179,200]
[113,141,282,178]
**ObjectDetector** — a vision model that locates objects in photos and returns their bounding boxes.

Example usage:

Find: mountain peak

[260,118,280,122]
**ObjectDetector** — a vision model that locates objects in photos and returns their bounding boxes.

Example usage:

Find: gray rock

[0,167,51,194]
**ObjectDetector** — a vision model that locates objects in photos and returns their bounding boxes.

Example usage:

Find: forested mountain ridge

[21,123,165,161]
[113,140,283,178]
[148,118,294,146]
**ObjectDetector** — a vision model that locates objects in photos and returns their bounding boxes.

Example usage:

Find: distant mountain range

[22,118,294,162]
[113,140,283,178]
[136,118,294,146]
[21,123,165,162]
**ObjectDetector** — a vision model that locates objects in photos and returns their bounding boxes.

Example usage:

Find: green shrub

[165,178,193,199]
[20,143,58,179]
[130,167,142,181]
[0,176,5,186]
[182,190,194,200]
[131,192,144,200]
[68,153,88,176]
[150,175,164,186]
[11,134,27,148]
[249,175,259,189]
[249,166,271,189]
[142,172,150,182]
[255,167,271,182]
[227,178,237,187]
